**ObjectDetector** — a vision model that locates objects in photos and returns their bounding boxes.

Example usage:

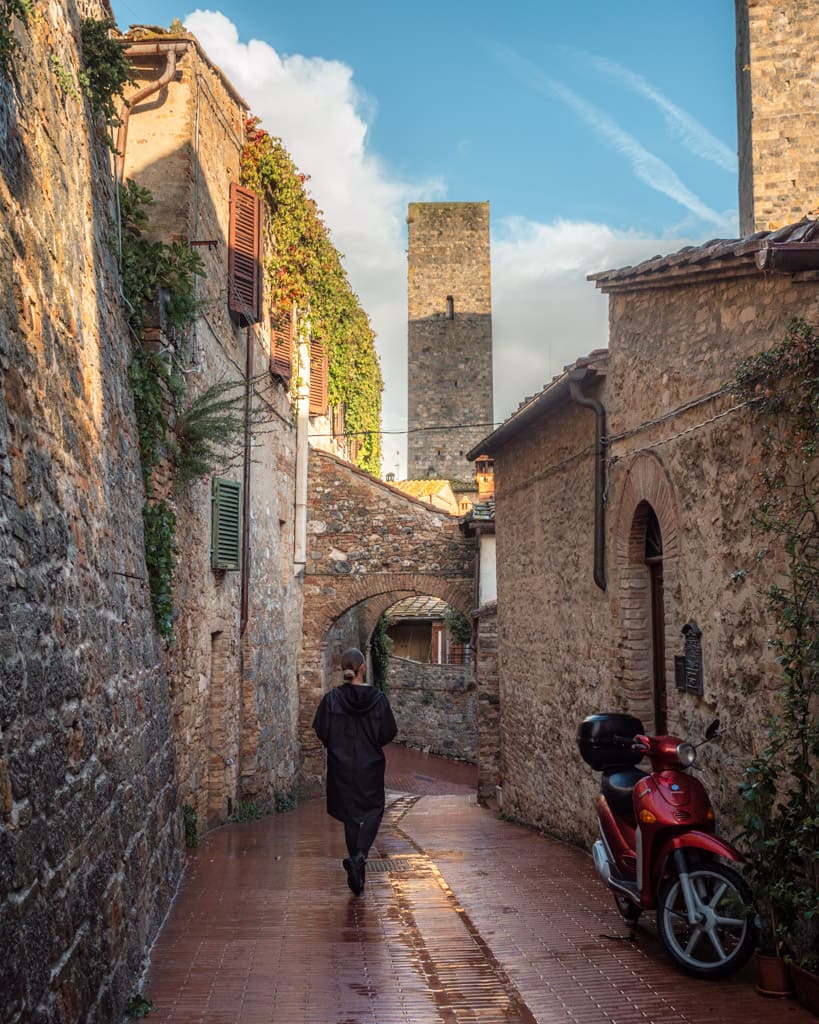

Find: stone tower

[736,0,819,235]
[407,202,494,482]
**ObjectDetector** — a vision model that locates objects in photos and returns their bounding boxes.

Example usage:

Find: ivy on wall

[241,117,383,475]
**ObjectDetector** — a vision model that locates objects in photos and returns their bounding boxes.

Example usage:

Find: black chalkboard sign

[677,620,704,696]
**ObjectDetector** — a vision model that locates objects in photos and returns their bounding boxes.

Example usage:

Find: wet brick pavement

[140,746,813,1023]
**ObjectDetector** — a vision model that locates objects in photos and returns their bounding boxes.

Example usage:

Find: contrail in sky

[579,52,737,173]
[491,46,726,227]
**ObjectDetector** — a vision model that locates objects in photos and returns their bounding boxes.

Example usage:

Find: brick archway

[613,453,681,731]
[300,450,476,783]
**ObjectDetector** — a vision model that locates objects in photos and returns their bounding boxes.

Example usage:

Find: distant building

[406,202,494,481]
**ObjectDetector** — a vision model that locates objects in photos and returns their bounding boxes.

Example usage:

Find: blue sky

[111,0,740,477]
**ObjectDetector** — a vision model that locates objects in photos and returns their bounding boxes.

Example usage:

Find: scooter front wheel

[657,861,756,979]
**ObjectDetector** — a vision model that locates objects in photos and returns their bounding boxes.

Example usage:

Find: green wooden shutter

[211,478,242,571]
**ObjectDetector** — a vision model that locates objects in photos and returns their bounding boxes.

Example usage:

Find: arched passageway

[301,450,476,782]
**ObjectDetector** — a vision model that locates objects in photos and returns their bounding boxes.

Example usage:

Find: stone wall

[736,0,819,233]
[492,269,819,847]
[474,601,499,802]
[386,657,476,762]
[122,38,302,828]
[300,449,476,783]
[0,4,182,1021]
[407,203,493,481]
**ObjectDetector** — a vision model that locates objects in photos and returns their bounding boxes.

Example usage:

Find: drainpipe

[115,42,188,182]
[240,326,253,633]
[293,310,310,576]
[569,368,607,591]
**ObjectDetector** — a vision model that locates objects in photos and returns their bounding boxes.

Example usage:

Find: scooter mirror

[705,718,721,741]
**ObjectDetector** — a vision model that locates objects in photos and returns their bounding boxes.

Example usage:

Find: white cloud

[183,14,727,475]
[579,53,737,173]
[491,46,730,229]
[491,218,692,422]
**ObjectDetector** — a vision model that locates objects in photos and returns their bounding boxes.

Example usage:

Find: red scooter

[577,713,756,979]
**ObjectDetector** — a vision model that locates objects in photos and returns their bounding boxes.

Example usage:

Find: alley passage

[143,748,812,1024]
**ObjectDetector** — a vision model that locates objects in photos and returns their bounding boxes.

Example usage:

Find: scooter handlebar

[613,734,648,751]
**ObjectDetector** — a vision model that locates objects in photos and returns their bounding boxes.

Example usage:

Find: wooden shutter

[228,183,262,325]
[309,338,328,416]
[211,478,242,571]
[270,305,293,382]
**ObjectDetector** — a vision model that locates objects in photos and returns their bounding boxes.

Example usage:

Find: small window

[270,305,294,382]
[309,338,328,416]
[211,478,242,571]
[446,295,454,319]
[228,183,263,325]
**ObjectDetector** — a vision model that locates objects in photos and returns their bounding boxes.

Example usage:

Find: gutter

[568,367,607,592]
[115,41,190,182]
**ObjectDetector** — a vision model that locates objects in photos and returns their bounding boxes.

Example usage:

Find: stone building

[736,0,819,233]
[0,4,182,1020]
[407,202,494,483]
[470,2,819,846]
[118,29,304,831]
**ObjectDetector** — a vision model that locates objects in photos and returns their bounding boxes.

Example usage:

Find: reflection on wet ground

[142,744,812,1024]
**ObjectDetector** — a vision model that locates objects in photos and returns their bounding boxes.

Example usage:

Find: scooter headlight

[676,742,697,767]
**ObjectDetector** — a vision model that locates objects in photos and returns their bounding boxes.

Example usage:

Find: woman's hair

[341,648,365,682]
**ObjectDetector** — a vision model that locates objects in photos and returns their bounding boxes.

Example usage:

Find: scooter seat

[602,767,649,822]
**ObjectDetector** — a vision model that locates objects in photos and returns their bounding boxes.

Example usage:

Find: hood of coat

[333,683,383,716]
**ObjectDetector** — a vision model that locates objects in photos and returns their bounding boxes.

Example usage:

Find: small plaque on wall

[677,620,704,696]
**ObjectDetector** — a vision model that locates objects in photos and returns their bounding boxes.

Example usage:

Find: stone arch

[300,572,475,784]
[613,452,681,731]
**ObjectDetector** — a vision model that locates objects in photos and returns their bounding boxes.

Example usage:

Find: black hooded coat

[312,683,397,822]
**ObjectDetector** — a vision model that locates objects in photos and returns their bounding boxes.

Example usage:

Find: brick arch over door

[613,452,681,732]
[300,450,476,784]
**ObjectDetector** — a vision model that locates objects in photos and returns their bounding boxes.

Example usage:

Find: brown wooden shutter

[270,305,293,382]
[228,183,262,325]
[309,338,328,416]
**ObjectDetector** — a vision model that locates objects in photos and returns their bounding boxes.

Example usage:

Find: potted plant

[734,320,819,1001]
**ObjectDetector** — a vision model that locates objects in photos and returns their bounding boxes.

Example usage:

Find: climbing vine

[733,318,819,964]
[79,18,133,133]
[0,0,32,75]
[241,117,383,474]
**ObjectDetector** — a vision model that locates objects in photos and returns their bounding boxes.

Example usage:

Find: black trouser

[343,809,383,859]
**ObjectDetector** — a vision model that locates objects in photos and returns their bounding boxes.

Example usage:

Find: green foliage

[0,0,32,75]
[130,347,182,493]
[241,117,383,474]
[232,800,263,821]
[733,319,819,959]
[142,500,176,640]
[274,787,298,813]
[172,380,247,489]
[119,180,205,335]
[444,605,473,645]
[183,805,198,848]
[79,19,133,128]
[50,54,78,98]
[371,615,392,692]
[125,994,155,1018]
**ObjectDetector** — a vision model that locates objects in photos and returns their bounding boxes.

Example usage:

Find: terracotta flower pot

[790,963,819,1016]
[754,951,793,997]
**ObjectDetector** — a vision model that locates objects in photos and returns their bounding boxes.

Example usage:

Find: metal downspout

[569,371,607,591]
[240,326,253,634]
[293,311,310,576]
[115,42,187,182]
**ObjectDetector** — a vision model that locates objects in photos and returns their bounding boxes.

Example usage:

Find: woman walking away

[312,648,397,895]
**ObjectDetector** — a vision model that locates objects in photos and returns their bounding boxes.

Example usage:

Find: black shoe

[341,856,362,897]
[343,856,363,895]
[353,852,366,891]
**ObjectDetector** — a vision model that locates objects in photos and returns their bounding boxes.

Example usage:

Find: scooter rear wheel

[657,861,756,979]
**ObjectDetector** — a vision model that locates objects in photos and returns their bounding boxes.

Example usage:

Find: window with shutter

[228,183,263,325]
[309,338,328,416]
[211,478,242,571]
[270,305,294,382]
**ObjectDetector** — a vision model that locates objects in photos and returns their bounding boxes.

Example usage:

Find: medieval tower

[406,202,494,483]
[735,0,819,234]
